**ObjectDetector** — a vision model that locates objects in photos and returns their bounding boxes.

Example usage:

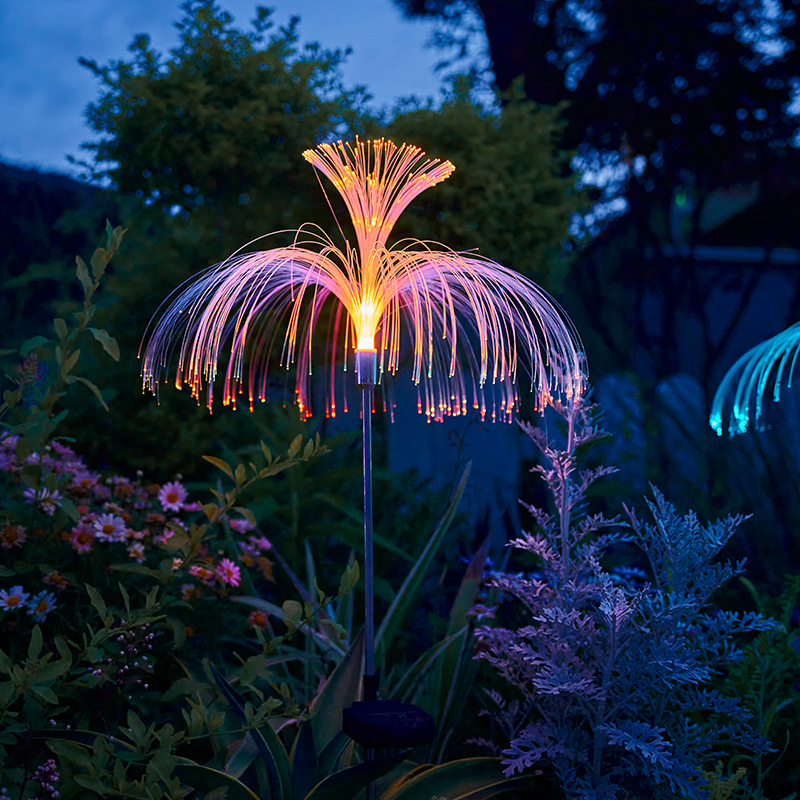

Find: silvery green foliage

[474,392,775,800]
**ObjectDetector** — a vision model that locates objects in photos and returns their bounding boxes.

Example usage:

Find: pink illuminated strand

[140,139,585,421]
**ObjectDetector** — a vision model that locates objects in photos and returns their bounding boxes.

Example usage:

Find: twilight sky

[0,0,454,177]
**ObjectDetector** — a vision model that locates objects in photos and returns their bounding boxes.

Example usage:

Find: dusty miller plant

[474,391,776,800]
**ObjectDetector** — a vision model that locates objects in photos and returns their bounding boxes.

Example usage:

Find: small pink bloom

[159,481,187,512]
[189,564,216,585]
[0,524,26,549]
[127,542,146,563]
[217,558,241,587]
[248,609,269,629]
[70,520,95,553]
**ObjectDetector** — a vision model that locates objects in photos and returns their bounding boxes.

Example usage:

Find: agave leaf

[289,720,320,798]
[225,734,261,780]
[309,631,364,751]
[375,463,471,661]
[432,536,490,758]
[303,749,411,800]
[389,630,466,705]
[316,730,351,777]
[211,664,291,800]
[173,761,261,799]
[381,757,531,800]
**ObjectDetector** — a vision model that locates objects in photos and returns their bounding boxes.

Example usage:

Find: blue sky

[0,0,452,176]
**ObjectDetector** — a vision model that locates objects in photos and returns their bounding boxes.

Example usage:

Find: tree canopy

[396,0,800,202]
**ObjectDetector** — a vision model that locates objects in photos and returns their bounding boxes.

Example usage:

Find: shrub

[474,391,777,799]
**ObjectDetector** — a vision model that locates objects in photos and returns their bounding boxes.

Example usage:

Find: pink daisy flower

[158,481,187,512]
[189,564,216,585]
[94,513,127,543]
[127,542,146,563]
[70,520,95,553]
[248,610,269,629]
[0,524,26,549]
[216,558,241,587]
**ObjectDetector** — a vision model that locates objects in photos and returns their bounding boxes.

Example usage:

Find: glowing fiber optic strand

[710,320,800,436]
[141,138,585,420]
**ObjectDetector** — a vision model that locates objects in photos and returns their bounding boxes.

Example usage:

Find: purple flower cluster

[0,434,274,624]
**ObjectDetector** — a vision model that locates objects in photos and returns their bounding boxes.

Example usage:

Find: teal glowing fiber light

[710,321,800,437]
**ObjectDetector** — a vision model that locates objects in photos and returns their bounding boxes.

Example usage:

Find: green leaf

[203,455,234,480]
[62,349,81,376]
[309,631,364,753]
[20,335,49,356]
[304,749,411,800]
[290,721,319,798]
[173,761,261,799]
[224,734,261,780]
[282,599,303,624]
[0,565,14,577]
[88,327,120,361]
[381,758,532,800]
[28,624,43,661]
[2,387,22,408]
[90,247,109,280]
[31,685,59,704]
[54,318,68,342]
[76,255,93,292]
[375,463,471,659]
[85,584,108,621]
[211,664,292,800]
[235,463,247,486]
[288,434,302,459]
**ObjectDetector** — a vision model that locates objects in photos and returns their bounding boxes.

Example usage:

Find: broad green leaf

[76,255,93,292]
[203,455,234,480]
[303,750,411,800]
[224,735,261,780]
[0,565,14,577]
[66,375,109,411]
[90,247,109,279]
[28,624,43,661]
[31,685,59,704]
[375,463,471,659]
[173,762,261,799]
[288,434,302,458]
[88,327,120,361]
[381,758,531,800]
[309,631,364,752]
[2,387,22,407]
[211,664,291,800]
[85,584,107,620]
[54,318,68,342]
[289,720,319,798]
[282,599,303,624]
[235,463,247,486]
[62,349,80,375]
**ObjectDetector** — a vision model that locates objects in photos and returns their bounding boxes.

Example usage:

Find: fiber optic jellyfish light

[710,321,800,437]
[140,138,585,421]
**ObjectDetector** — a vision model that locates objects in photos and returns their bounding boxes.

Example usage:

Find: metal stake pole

[356,350,378,800]
[361,380,376,700]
